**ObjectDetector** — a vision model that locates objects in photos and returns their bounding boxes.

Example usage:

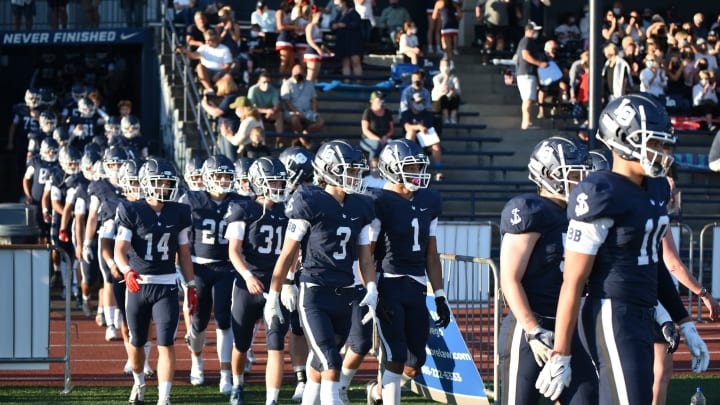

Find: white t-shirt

[639,68,667,97]
[197,44,233,70]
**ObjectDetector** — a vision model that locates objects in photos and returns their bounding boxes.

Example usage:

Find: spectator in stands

[177,28,233,95]
[305,5,332,82]
[172,0,195,27]
[620,36,642,85]
[332,0,365,78]
[516,21,547,130]
[432,58,462,124]
[201,74,241,119]
[692,70,719,131]
[122,0,145,27]
[117,99,133,117]
[537,40,568,120]
[476,0,511,52]
[281,64,324,148]
[217,116,240,159]
[398,21,424,66]
[665,47,687,99]
[692,12,708,40]
[239,24,263,85]
[237,126,272,159]
[432,0,462,61]
[708,30,720,56]
[568,50,589,105]
[602,7,625,45]
[579,4,590,49]
[624,10,645,45]
[695,38,718,74]
[248,72,283,133]
[11,0,35,31]
[646,14,670,53]
[276,0,298,76]
[217,6,241,58]
[196,0,219,24]
[602,43,633,101]
[553,13,581,48]
[251,1,277,34]
[49,0,68,30]
[291,0,310,61]
[362,157,387,189]
[221,96,263,158]
[641,8,653,31]
[426,0,441,54]
[400,71,432,113]
[186,11,210,50]
[639,54,668,99]
[401,92,443,180]
[360,91,395,161]
[355,0,375,41]
[378,0,411,47]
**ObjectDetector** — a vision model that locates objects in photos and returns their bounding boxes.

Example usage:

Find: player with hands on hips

[364,139,452,405]
[114,158,196,405]
[536,94,678,404]
[497,136,596,405]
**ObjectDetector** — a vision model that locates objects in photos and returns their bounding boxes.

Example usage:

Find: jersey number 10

[638,216,669,266]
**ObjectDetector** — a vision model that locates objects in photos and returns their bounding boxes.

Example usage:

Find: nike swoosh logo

[420,208,429,212]
[351,217,360,221]
[120,32,140,41]
[165,225,173,228]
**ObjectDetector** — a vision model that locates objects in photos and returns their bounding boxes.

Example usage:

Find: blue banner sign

[409,295,490,404]
[1,29,144,46]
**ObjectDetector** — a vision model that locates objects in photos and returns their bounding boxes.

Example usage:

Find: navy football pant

[230,275,290,351]
[125,283,179,347]
[346,285,373,356]
[191,261,234,332]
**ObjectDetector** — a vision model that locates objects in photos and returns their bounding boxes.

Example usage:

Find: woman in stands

[398,20,423,66]
[431,58,461,124]
[432,0,462,61]
[332,0,364,78]
[360,91,395,162]
[305,5,331,82]
[291,0,310,62]
[276,0,297,76]
[425,0,440,54]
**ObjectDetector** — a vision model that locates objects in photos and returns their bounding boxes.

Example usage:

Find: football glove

[525,325,554,366]
[434,290,451,328]
[263,290,284,327]
[359,281,378,313]
[281,276,298,312]
[654,302,679,353]
[58,229,69,243]
[81,240,94,263]
[124,269,143,293]
[186,281,198,316]
[535,353,572,401]
[680,321,710,373]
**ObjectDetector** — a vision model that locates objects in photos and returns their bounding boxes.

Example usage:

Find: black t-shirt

[362,107,394,138]
[186,24,206,49]
[516,36,541,76]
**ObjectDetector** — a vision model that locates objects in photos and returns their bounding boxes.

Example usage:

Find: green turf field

[0,376,718,404]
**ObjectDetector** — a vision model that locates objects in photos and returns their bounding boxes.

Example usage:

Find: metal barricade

[440,254,501,402]
[670,222,696,317]
[699,223,720,321]
[0,244,73,394]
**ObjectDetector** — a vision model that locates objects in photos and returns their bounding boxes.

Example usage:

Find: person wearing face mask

[217,6,241,58]
[281,64,325,149]
[624,10,646,45]
[248,72,283,134]
[694,38,718,74]
[516,20,547,130]
[378,0,411,46]
[707,30,719,56]
[692,70,719,132]
[431,58,462,124]
[360,91,395,161]
[601,43,633,102]
[400,71,432,113]
[398,21,423,66]
[602,7,624,45]
[400,92,444,180]
[639,55,667,98]
[251,0,277,34]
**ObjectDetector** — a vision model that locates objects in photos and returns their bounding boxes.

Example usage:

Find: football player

[8,88,44,174]
[363,140,452,405]
[234,158,255,198]
[114,158,197,405]
[224,157,291,405]
[23,137,59,242]
[265,140,378,404]
[497,136,597,405]
[178,154,242,393]
[67,96,103,150]
[536,94,678,404]
[119,115,148,159]
[27,110,58,160]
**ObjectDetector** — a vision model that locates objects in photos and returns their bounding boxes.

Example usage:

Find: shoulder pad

[501,194,546,234]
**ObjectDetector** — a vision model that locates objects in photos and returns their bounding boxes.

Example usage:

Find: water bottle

[691,387,706,405]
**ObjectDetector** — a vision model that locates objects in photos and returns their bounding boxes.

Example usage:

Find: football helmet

[184,157,205,191]
[139,158,179,202]
[597,94,676,177]
[71,83,87,102]
[105,116,122,137]
[528,136,591,201]
[39,111,58,134]
[121,115,141,139]
[278,147,314,188]
[313,140,368,194]
[248,157,289,203]
[78,97,96,118]
[202,154,236,194]
[25,89,41,109]
[58,146,82,175]
[52,127,69,145]
[119,159,143,199]
[589,148,613,172]
[40,137,59,162]
[39,88,57,107]
[378,139,431,191]
[102,146,128,179]
[81,149,101,181]
[234,158,255,197]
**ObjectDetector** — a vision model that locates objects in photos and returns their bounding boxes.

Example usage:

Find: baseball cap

[709,30,717,37]
[229,96,251,109]
[525,20,543,31]
[256,1,266,9]
[697,38,707,46]
[369,91,385,101]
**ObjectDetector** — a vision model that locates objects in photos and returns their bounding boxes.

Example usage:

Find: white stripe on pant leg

[298,282,330,370]
[374,311,392,362]
[506,320,524,405]
[600,299,629,405]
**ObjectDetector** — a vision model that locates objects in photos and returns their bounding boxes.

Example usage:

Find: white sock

[82,295,90,303]
[189,329,206,354]
[113,308,122,330]
[266,387,280,404]
[382,370,402,405]
[104,306,116,328]
[216,328,232,363]
[319,380,340,404]
[232,374,244,386]
[97,305,103,316]
[301,379,321,405]
[157,381,172,400]
[401,373,412,386]
[124,341,131,356]
[144,341,151,369]
[132,371,145,386]
[339,367,357,391]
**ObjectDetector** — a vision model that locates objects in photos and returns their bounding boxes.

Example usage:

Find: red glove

[124,269,143,293]
[186,283,198,315]
[59,229,69,242]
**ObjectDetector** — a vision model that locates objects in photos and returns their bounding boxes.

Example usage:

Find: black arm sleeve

[657,249,690,323]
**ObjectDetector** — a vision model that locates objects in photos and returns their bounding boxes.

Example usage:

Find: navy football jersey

[286,185,375,287]
[567,172,671,307]
[225,199,288,284]
[12,103,40,137]
[116,200,192,276]
[501,193,567,317]
[179,190,244,262]
[67,114,101,146]
[98,194,126,224]
[28,155,57,202]
[368,187,442,278]
[88,178,122,205]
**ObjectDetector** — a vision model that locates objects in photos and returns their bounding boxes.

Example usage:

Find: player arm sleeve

[89,195,101,213]
[116,225,133,242]
[178,226,191,245]
[24,166,34,179]
[658,258,690,322]
[74,197,86,215]
[50,185,62,201]
[98,219,116,239]
[564,218,615,255]
[224,220,246,241]
[357,224,371,246]
[429,218,438,237]
[368,218,381,242]
[286,218,310,242]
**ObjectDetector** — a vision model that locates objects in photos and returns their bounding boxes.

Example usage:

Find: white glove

[535,353,572,401]
[263,290,284,327]
[82,240,94,263]
[680,321,710,373]
[359,281,378,313]
[525,325,554,367]
[281,283,298,312]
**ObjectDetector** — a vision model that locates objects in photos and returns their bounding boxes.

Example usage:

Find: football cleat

[189,356,204,386]
[366,381,382,405]
[105,326,118,341]
[220,378,233,395]
[292,381,305,402]
[229,385,244,405]
[339,385,350,405]
[123,360,132,375]
[96,312,106,327]
[128,383,146,405]
[143,365,154,378]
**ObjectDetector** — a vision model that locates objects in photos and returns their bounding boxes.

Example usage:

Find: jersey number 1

[638,216,669,265]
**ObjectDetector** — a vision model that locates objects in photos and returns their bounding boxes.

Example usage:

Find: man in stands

[400,92,443,180]
[248,72,283,133]
[281,64,324,149]
[515,20,547,130]
[177,28,233,95]
[400,71,431,114]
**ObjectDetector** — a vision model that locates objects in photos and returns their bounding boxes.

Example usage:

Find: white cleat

[123,360,132,375]
[190,356,204,386]
[292,381,305,402]
[129,383,146,404]
[339,386,350,405]
[220,380,233,395]
[143,365,154,378]
[105,326,118,342]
